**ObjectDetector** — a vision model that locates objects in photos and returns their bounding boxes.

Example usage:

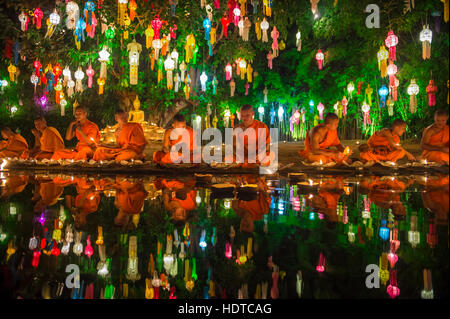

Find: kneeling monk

[51,105,100,161]
[30,117,65,159]
[420,109,449,165]
[0,127,28,159]
[298,113,351,164]
[360,119,415,163]
[93,109,147,162]
[153,114,200,164]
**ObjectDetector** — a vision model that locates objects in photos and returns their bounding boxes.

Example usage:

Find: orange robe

[33,127,65,159]
[0,133,28,159]
[230,120,273,168]
[93,122,147,162]
[298,127,347,164]
[0,175,28,197]
[153,126,200,164]
[360,131,405,163]
[51,120,100,161]
[361,178,407,216]
[115,183,148,214]
[39,181,64,206]
[237,193,271,221]
[421,125,449,164]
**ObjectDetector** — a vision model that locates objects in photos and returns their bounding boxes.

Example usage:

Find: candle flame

[308,179,313,186]
[319,159,323,165]
[0,159,7,170]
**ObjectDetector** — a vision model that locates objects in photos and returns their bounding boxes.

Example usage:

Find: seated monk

[153,114,200,165]
[0,127,28,159]
[420,109,449,165]
[51,105,100,161]
[305,177,344,223]
[29,117,65,160]
[113,178,148,228]
[93,109,147,162]
[232,176,271,233]
[360,119,415,163]
[32,178,65,213]
[298,113,352,164]
[228,104,274,168]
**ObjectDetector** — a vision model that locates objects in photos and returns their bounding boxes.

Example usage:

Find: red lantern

[385,30,398,61]
[387,61,397,87]
[426,80,437,106]
[315,49,324,70]
[32,250,41,268]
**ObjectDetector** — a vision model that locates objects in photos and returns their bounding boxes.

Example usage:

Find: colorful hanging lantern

[362,102,371,127]
[63,66,71,86]
[261,18,269,42]
[203,18,211,41]
[225,63,232,81]
[184,34,195,63]
[221,16,230,38]
[67,79,75,97]
[184,74,191,99]
[144,25,154,48]
[379,85,388,108]
[7,64,16,83]
[267,51,273,69]
[74,16,86,50]
[386,61,397,87]
[151,16,162,39]
[34,7,44,29]
[387,270,400,299]
[365,84,373,106]
[66,1,80,30]
[443,0,449,23]
[19,11,30,32]
[347,82,355,99]
[407,79,419,114]
[118,0,128,26]
[230,79,236,97]
[387,99,394,116]
[164,56,175,90]
[199,71,208,92]
[420,25,432,60]
[317,102,324,120]
[316,252,325,272]
[296,30,301,51]
[152,39,162,61]
[377,45,389,77]
[212,76,218,95]
[96,76,105,94]
[98,46,110,79]
[55,80,63,104]
[385,30,398,61]
[45,10,61,38]
[379,220,390,241]
[315,49,324,70]
[127,39,142,86]
[426,80,437,106]
[74,67,84,92]
[128,0,137,21]
[239,60,247,80]
[341,96,348,116]
[85,65,95,88]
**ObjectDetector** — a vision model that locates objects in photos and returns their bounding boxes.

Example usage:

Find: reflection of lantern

[315,49,324,70]
[385,30,398,61]
[317,102,324,120]
[316,252,325,272]
[379,220,390,241]
[408,214,420,248]
[379,85,388,108]
[426,80,437,106]
[419,25,432,60]
[377,45,389,78]
[407,79,419,114]
[387,270,400,299]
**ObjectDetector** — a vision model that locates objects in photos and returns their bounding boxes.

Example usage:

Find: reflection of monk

[114,178,148,227]
[0,127,28,159]
[360,119,415,163]
[30,117,65,159]
[420,110,449,164]
[32,178,64,212]
[64,178,101,228]
[232,176,271,233]
[1,175,29,198]
[419,175,449,226]
[51,106,100,161]
[93,109,147,162]
[298,113,352,164]
[153,114,199,165]
[305,177,344,223]
[360,176,413,217]
[154,177,197,225]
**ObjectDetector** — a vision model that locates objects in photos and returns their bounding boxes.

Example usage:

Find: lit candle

[297,179,319,194]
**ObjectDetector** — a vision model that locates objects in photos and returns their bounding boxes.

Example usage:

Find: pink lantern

[34,7,44,29]
[170,24,177,39]
[233,5,241,26]
[362,102,370,126]
[341,96,348,116]
[426,80,437,106]
[387,270,400,299]
[387,252,398,269]
[385,30,398,62]
[86,65,95,88]
[225,242,232,259]
[267,51,273,69]
[316,252,325,272]
[151,16,162,39]
[317,102,324,120]
[315,49,324,70]
[214,0,221,9]
[386,61,397,87]
[245,82,249,95]
[225,63,232,81]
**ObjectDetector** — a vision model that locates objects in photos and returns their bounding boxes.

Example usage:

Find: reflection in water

[0,172,448,299]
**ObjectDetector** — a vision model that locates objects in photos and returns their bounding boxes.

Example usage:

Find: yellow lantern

[377,45,389,78]
[145,25,154,49]
[127,39,142,85]
[7,64,17,82]
[118,0,128,26]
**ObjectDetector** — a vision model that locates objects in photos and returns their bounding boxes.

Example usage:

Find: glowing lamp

[407,79,419,114]
[152,39,162,60]
[347,82,355,99]
[387,252,398,268]
[315,49,324,70]
[387,270,400,299]
[164,56,175,89]
[225,242,232,259]
[260,18,270,42]
[199,229,207,250]
[385,30,398,61]
[377,46,389,77]
[379,85,389,107]
[49,11,61,25]
[200,71,208,92]
[379,220,390,241]
[239,60,247,80]
[420,25,432,60]
[85,235,93,258]
[317,102,324,120]
[362,102,371,127]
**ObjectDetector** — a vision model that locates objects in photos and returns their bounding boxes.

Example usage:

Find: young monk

[113,178,148,228]
[0,127,28,159]
[360,119,415,163]
[153,114,199,165]
[93,109,147,162]
[298,113,352,164]
[420,109,449,164]
[229,104,274,168]
[51,105,100,161]
[29,117,65,159]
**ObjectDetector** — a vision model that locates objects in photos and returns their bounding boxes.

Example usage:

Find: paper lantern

[426,80,437,106]
[239,60,247,80]
[261,18,269,42]
[443,0,449,23]
[421,269,434,299]
[74,17,86,50]
[74,67,84,92]
[377,45,389,78]
[221,16,231,38]
[225,63,232,81]
[365,84,373,106]
[164,56,175,90]
[271,26,279,57]
[385,30,398,61]
[184,74,191,99]
[34,7,44,29]
[18,11,29,32]
[179,61,187,81]
[128,0,137,21]
[184,34,195,63]
[127,39,142,85]
[408,215,420,248]
[379,85,388,108]
[174,73,181,92]
[67,79,75,97]
[62,66,71,86]
[387,99,394,116]
[200,71,208,92]
[238,17,244,38]
[263,0,272,16]
[278,105,285,121]
[85,65,95,88]
[152,39,162,61]
[32,250,41,268]
[118,0,128,26]
[85,235,93,258]
[316,252,325,272]
[151,16,162,39]
[317,102,324,120]
[316,49,324,70]
[233,6,241,26]
[73,232,83,256]
[212,76,218,95]
[267,51,273,69]
[66,1,80,30]
[60,97,67,116]
[203,17,211,41]
[7,64,16,83]
[407,79,419,114]
[242,17,251,41]
[379,220,390,241]
[347,82,355,99]
[387,270,400,299]
[55,80,63,104]
[144,25,154,48]
[420,25,432,60]
[264,87,268,103]
[230,79,235,97]
[387,61,397,87]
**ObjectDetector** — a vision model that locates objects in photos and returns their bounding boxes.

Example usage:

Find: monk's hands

[406,152,416,161]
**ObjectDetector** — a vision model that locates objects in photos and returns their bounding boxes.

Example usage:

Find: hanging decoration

[426,80,437,106]
[385,30,398,61]
[66,1,80,30]
[98,46,110,79]
[203,17,211,41]
[317,102,324,120]
[74,16,87,50]
[74,67,84,92]
[184,74,191,99]
[164,56,175,90]
[200,71,208,92]
[145,25,154,48]
[7,64,16,83]
[347,82,355,99]
[377,45,389,78]
[118,0,128,26]
[230,79,236,97]
[407,79,419,114]
[378,85,388,108]
[34,7,44,29]
[267,51,274,69]
[261,18,269,42]
[315,49,324,70]
[18,11,29,32]
[362,102,371,127]
[127,39,142,86]
[419,25,432,60]
[86,64,95,88]
[365,84,373,106]
[386,61,397,87]
[221,15,230,38]
[271,26,279,57]
[341,96,348,116]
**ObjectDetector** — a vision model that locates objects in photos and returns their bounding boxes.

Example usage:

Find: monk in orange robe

[420,109,449,164]
[32,178,65,212]
[360,119,416,163]
[30,117,65,159]
[419,174,449,226]
[113,178,148,227]
[232,176,271,233]
[0,175,29,198]
[93,109,147,162]
[51,106,100,161]
[298,113,352,164]
[229,104,274,168]
[0,127,28,159]
[305,177,344,223]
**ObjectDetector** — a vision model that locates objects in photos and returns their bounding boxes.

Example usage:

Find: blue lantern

[309,99,315,114]
[378,85,388,108]
[379,219,390,241]
[203,18,211,41]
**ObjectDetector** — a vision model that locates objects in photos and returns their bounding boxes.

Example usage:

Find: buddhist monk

[229,104,274,168]
[93,109,147,162]
[153,114,200,165]
[232,176,271,233]
[420,109,449,164]
[113,178,148,228]
[30,117,65,160]
[51,106,100,161]
[0,127,28,159]
[304,177,344,223]
[298,113,352,165]
[419,174,449,226]
[360,119,416,163]
[0,175,29,198]
[32,178,64,213]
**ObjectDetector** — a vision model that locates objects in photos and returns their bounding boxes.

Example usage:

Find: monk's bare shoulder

[311,125,326,137]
